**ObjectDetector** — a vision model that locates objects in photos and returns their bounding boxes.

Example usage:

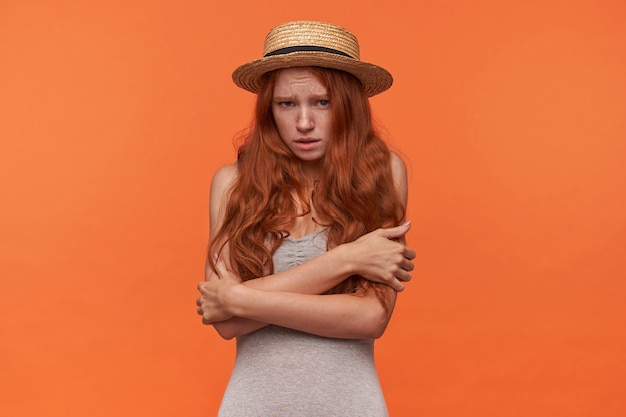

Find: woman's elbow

[212,323,237,340]
[370,313,391,339]
[360,303,392,339]
[212,320,266,340]
[362,289,395,339]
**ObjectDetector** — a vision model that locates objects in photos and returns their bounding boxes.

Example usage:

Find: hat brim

[232,51,393,97]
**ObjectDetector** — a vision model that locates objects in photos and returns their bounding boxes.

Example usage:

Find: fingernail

[403,220,411,227]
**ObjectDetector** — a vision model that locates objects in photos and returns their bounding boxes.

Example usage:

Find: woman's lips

[294,138,320,150]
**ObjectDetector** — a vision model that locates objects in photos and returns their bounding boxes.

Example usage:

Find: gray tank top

[218,230,389,416]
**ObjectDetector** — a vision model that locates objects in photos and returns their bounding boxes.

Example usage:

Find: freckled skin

[272,68,333,177]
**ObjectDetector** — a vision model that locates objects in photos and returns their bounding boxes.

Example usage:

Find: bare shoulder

[390,152,407,180]
[389,152,408,205]
[209,163,239,237]
[211,163,239,194]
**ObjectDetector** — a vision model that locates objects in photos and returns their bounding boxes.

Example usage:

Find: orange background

[1,1,625,416]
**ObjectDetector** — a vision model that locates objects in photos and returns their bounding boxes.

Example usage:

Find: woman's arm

[198,228,408,339]
[203,226,412,339]
[200,259,397,339]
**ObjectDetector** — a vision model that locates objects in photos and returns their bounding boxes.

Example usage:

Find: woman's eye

[318,100,330,107]
[279,101,294,107]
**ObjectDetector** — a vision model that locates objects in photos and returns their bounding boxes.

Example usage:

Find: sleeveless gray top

[218,230,389,416]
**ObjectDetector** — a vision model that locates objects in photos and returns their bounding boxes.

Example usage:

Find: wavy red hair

[209,67,405,309]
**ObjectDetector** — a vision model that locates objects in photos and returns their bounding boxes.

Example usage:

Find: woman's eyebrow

[273,95,296,101]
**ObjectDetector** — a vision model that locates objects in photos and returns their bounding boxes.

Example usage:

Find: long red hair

[209,67,405,308]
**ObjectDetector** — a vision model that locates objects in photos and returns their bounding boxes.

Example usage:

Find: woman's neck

[299,160,322,183]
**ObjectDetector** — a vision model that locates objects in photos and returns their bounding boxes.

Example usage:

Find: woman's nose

[296,108,314,131]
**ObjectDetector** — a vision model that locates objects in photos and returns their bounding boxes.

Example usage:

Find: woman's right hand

[346,222,416,291]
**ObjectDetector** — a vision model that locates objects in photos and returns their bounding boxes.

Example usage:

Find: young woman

[197,21,416,416]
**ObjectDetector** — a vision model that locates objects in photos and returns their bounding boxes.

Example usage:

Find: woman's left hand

[196,258,241,325]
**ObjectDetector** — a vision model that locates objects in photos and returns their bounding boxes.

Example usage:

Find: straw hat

[232,21,393,97]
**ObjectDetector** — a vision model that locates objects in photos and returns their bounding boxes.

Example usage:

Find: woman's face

[272,67,333,168]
